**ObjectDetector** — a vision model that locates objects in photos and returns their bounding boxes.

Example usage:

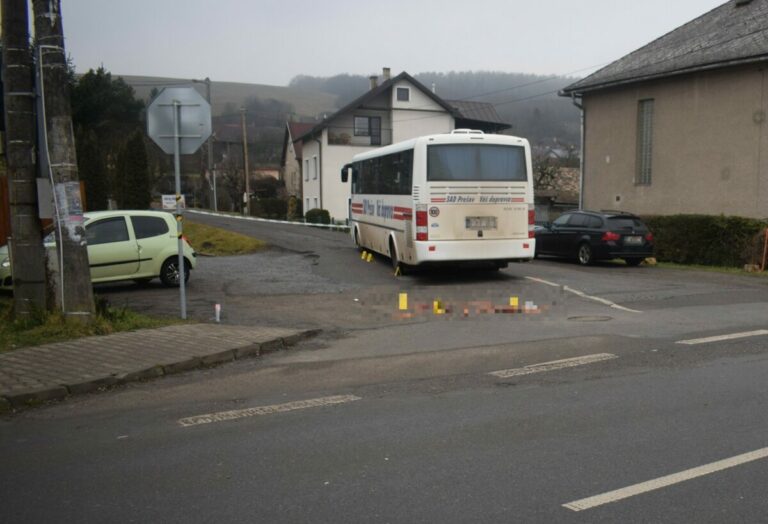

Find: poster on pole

[162,194,185,210]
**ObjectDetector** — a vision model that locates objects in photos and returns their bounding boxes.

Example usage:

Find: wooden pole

[240,107,250,215]
[761,228,768,272]
[33,0,95,319]
[2,0,48,316]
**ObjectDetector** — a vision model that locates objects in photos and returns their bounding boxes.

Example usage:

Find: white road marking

[676,329,768,345]
[563,446,768,512]
[178,395,362,427]
[488,353,618,379]
[525,276,560,287]
[525,277,643,313]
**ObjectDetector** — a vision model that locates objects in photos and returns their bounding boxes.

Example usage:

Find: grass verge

[184,220,266,256]
[655,262,768,278]
[0,296,181,352]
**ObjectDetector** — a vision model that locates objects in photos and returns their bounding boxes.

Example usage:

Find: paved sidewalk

[0,323,317,412]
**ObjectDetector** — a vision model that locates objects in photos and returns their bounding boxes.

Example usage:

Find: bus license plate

[465,216,497,230]
[623,235,642,245]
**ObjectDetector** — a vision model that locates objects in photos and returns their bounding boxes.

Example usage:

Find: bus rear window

[427,144,527,182]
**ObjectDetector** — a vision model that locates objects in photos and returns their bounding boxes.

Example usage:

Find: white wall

[301,140,320,213]
[391,80,453,142]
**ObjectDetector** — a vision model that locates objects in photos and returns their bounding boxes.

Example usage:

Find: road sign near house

[162,194,185,210]
[147,87,212,155]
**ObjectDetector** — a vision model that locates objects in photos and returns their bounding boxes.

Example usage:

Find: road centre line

[525,277,642,314]
[563,446,768,512]
[676,330,768,345]
[488,353,618,378]
[178,395,362,427]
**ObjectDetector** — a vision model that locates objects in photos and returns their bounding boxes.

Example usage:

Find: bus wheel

[354,227,362,249]
[389,238,407,275]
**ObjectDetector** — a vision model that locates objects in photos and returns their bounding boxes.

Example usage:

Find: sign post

[147,87,211,319]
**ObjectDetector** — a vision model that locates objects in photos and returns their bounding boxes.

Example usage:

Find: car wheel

[624,257,644,267]
[354,227,362,249]
[160,257,191,287]
[577,243,593,266]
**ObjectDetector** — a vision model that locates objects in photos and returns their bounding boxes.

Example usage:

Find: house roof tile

[562,0,768,95]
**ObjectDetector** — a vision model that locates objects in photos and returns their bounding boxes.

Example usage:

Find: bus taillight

[528,207,535,239]
[416,205,428,241]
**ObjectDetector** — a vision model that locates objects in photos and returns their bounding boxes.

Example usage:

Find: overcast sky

[58,0,726,86]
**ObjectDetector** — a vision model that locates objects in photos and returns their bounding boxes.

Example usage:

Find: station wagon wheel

[160,257,191,287]
[577,243,593,266]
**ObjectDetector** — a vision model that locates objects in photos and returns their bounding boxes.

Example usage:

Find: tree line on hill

[289,71,581,147]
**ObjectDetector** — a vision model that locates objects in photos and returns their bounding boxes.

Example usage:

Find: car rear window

[607,217,646,230]
[132,216,170,239]
[86,217,130,245]
[567,214,589,227]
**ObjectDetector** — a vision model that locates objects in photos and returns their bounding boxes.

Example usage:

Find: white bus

[341,130,535,271]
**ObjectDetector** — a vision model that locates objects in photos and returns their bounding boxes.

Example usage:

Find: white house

[291,68,509,222]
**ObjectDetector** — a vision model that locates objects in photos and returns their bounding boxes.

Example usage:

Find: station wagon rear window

[607,217,646,230]
[427,144,527,182]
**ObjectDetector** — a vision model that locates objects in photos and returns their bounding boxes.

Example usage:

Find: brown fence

[0,176,9,247]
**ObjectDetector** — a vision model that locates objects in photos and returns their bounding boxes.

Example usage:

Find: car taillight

[528,207,535,239]
[415,204,428,241]
[645,232,654,242]
[602,231,620,242]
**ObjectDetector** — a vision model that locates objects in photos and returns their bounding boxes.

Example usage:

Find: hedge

[252,198,288,220]
[642,214,768,267]
[305,208,331,225]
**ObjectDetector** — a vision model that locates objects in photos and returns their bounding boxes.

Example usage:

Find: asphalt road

[2,212,768,522]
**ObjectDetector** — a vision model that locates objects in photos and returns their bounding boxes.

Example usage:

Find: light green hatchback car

[1,210,197,291]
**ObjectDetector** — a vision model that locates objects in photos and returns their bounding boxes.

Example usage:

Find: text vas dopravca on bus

[341,130,535,271]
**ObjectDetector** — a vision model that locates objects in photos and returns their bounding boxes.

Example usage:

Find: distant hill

[119,75,338,119]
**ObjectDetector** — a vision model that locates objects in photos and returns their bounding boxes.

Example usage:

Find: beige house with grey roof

[561,0,768,218]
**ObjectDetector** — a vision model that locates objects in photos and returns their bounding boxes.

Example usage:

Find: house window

[354,116,370,136]
[314,197,318,209]
[304,159,309,181]
[636,99,654,185]
[313,156,318,179]
[306,198,310,210]
[353,116,382,145]
[396,87,410,102]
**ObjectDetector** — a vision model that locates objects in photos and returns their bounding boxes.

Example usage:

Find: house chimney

[431,83,436,94]
[382,67,391,80]
[369,75,378,90]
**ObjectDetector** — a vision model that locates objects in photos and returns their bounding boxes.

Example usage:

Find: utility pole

[32,0,95,319]
[240,107,250,215]
[204,78,216,212]
[193,77,215,211]
[2,0,48,317]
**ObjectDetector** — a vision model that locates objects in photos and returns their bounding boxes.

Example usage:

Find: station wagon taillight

[645,232,654,242]
[601,231,621,242]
